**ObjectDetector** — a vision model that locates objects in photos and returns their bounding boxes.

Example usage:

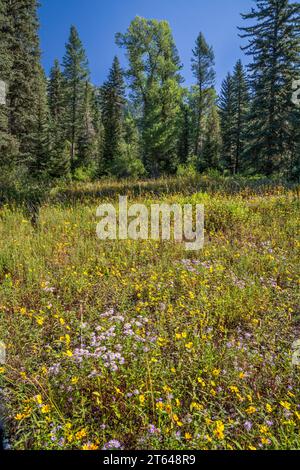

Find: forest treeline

[0,0,299,186]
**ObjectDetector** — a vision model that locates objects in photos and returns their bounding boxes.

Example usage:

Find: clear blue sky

[39,0,254,92]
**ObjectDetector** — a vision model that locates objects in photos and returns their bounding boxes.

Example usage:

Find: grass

[0,177,299,450]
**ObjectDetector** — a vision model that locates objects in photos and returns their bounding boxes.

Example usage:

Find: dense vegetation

[0,177,299,450]
[0,0,299,188]
[0,0,299,452]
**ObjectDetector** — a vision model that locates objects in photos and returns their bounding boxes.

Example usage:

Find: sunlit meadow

[0,176,299,450]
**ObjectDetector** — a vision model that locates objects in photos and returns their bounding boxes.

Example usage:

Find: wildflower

[65,350,73,357]
[214,421,225,440]
[212,369,221,377]
[82,443,99,450]
[191,402,203,411]
[41,405,51,414]
[197,377,206,388]
[0,367,5,374]
[185,342,193,350]
[139,395,145,405]
[35,395,43,405]
[15,414,24,421]
[76,429,87,440]
[266,404,273,413]
[102,439,123,450]
[244,421,252,432]
[259,425,269,435]
[185,433,192,440]
[246,406,257,415]
[156,402,164,411]
[148,424,159,434]
[280,401,291,411]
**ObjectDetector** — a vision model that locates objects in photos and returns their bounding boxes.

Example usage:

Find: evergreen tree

[191,32,216,157]
[77,81,97,168]
[232,60,250,173]
[3,0,43,164]
[47,59,70,178]
[219,63,250,174]
[116,17,182,176]
[0,0,18,165]
[62,25,89,174]
[113,112,145,178]
[30,66,50,177]
[48,59,65,121]
[101,56,125,175]
[178,97,192,164]
[200,90,222,171]
[219,73,236,173]
[239,0,300,175]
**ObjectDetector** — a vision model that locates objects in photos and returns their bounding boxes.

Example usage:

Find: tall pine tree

[48,59,70,178]
[101,56,125,175]
[191,32,216,158]
[239,0,300,175]
[219,73,236,173]
[62,25,89,174]
[2,0,44,167]
[0,0,18,166]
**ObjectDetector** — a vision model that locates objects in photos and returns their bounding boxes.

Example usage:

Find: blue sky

[39,0,254,92]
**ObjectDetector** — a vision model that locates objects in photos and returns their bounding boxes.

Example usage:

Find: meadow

[0,176,299,450]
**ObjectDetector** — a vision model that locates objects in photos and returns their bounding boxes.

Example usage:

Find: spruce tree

[62,25,89,174]
[232,60,250,173]
[191,32,216,157]
[239,0,300,175]
[5,0,42,163]
[101,56,125,175]
[77,81,97,168]
[48,59,70,178]
[0,0,18,165]
[30,66,50,177]
[220,62,250,174]
[178,97,192,164]
[219,73,236,173]
[200,90,222,171]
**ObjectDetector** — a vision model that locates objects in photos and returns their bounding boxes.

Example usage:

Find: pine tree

[30,66,51,177]
[232,60,250,173]
[48,59,65,121]
[219,73,236,173]
[191,32,216,157]
[178,97,192,164]
[0,0,18,165]
[101,56,125,175]
[2,0,43,165]
[219,62,250,174]
[62,25,89,174]
[200,90,222,171]
[113,112,145,178]
[239,0,300,175]
[47,59,70,178]
[77,81,97,167]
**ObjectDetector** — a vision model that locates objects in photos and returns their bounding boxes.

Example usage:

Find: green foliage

[239,0,300,175]
[220,61,250,174]
[62,25,90,173]
[116,17,183,176]
[191,32,216,157]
